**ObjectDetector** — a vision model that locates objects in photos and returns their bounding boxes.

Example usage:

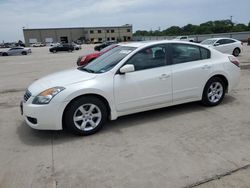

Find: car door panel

[172,59,212,101]
[114,66,172,112]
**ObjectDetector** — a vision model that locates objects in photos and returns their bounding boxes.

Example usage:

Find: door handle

[159,74,170,79]
[202,65,211,69]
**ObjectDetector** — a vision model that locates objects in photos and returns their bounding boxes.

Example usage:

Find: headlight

[32,87,65,104]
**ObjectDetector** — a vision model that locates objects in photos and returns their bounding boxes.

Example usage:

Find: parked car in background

[49,44,74,53]
[1,47,31,56]
[21,40,240,136]
[201,38,243,57]
[94,41,117,51]
[72,43,82,50]
[47,42,61,47]
[31,43,45,47]
[173,36,195,42]
[77,44,119,66]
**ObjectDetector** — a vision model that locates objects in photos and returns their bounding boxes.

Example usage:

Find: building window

[98,38,102,42]
[111,29,115,33]
[127,29,131,32]
[90,30,94,34]
[98,30,102,33]
[106,30,109,33]
[111,37,115,41]
[107,37,110,41]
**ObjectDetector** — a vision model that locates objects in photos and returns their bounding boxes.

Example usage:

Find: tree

[133,19,249,36]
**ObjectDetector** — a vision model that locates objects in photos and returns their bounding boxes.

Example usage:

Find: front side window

[217,39,227,45]
[171,44,202,64]
[125,45,167,71]
[201,39,217,45]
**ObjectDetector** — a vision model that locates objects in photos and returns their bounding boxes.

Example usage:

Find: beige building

[23,24,132,46]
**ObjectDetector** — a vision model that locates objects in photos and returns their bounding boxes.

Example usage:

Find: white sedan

[21,41,240,135]
[1,47,32,56]
[201,38,243,57]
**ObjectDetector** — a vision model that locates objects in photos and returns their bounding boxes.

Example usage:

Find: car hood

[28,68,96,95]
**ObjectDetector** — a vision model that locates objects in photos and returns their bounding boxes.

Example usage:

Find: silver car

[1,47,32,56]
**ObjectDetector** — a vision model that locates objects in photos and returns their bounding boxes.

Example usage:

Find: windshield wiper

[80,67,95,73]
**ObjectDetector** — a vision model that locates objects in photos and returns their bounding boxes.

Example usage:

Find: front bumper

[21,96,68,130]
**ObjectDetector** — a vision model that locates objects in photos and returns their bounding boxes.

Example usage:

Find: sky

[0,0,249,42]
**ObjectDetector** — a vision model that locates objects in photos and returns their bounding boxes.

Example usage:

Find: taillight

[228,56,240,67]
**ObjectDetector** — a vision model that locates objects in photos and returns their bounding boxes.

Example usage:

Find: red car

[77,44,118,66]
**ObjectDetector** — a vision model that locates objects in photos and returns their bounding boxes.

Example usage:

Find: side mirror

[214,43,220,46]
[119,64,135,74]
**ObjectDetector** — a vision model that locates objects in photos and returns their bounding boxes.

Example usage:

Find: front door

[114,45,172,112]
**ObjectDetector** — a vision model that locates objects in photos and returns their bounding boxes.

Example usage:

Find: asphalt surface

[0,44,250,188]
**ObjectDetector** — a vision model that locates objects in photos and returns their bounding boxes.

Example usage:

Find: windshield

[201,39,217,45]
[78,46,136,73]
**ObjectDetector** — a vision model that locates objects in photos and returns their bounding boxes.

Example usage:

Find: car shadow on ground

[16,95,237,146]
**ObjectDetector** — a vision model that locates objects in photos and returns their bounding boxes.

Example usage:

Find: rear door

[170,43,212,101]
[214,39,234,54]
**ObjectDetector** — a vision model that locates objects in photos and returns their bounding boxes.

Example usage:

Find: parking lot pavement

[0,45,250,188]
[238,43,250,69]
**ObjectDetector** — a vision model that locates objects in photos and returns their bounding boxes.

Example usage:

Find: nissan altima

[21,41,240,135]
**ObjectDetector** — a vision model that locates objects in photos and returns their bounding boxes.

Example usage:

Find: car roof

[119,40,205,48]
[204,37,237,41]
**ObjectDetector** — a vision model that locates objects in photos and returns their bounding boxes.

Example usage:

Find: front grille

[24,90,32,102]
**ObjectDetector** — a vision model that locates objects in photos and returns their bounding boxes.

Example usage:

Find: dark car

[49,44,74,53]
[94,41,117,51]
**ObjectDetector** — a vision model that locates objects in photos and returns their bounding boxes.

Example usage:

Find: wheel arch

[62,93,111,129]
[207,74,229,93]
[234,47,241,53]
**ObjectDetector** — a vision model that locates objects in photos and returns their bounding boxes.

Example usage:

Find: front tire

[64,96,108,135]
[201,77,225,106]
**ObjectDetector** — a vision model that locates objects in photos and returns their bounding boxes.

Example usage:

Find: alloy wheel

[73,104,102,131]
[207,82,223,103]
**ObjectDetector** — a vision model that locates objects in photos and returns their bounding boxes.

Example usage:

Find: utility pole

[230,15,233,23]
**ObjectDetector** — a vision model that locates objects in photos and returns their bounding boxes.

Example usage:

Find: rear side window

[200,47,210,59]
[225,39,236,44]
[171,44,210,64]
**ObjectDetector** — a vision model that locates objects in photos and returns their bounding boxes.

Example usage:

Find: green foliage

[133,20,250,36]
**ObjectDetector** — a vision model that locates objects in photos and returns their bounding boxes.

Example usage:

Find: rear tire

[201,77,225,106]
[64,96,108,136]
[233,48,240,57]
[2,52,8,56]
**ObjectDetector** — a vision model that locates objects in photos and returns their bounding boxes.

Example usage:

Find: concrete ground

[0,45,250,188]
